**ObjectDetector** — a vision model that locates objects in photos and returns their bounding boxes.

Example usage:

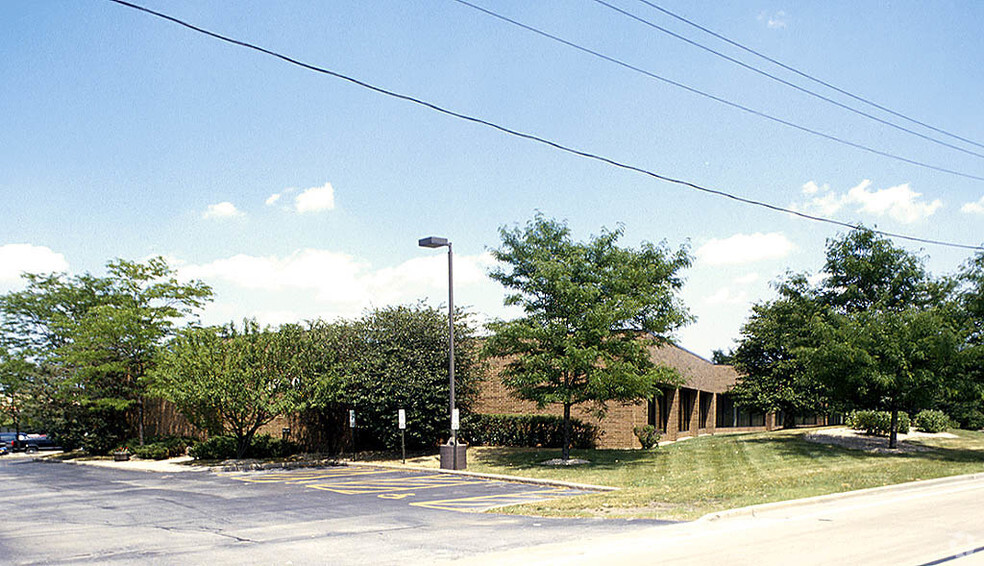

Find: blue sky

[2,0,982,357]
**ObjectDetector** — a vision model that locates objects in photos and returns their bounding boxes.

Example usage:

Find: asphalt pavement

[0,454,666,564]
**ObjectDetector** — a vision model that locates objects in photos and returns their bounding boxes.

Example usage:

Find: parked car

[0,443,8,456]
[0,432,61,454]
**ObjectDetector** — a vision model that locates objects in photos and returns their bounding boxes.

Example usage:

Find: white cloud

[0,244,69,282]
[696,233,796,265]
[960,196,984,215]
[294,182,336,213]
[265,193,281,206]
[203,202,245,219]
[846,180,941,223]
[801,181,827,195]
[792,180,942,224]
[704,287,749,306]
[733,273,759,285]
[759,10,787,29]
[177,249,504,326]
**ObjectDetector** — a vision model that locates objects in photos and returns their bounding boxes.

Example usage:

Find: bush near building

[461,414,598,449]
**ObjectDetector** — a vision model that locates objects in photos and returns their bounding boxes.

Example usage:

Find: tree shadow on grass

[472,447,656,471]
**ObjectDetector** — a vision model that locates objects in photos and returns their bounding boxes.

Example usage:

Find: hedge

[460,414,598,449]
[127,436,196,460]
[189,434,300,460]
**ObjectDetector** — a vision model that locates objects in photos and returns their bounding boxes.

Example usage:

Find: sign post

[398,409,406,464]
[349,410,356,456]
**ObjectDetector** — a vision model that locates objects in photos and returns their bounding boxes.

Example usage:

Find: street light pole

[418,236,459,470]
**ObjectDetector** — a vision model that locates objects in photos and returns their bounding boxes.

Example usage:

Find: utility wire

[104,0,984,251]
[637,0,984,152]
[453,0,984,183]
[593,0,984,160]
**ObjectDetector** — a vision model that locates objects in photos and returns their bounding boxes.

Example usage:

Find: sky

[1,0,982,359]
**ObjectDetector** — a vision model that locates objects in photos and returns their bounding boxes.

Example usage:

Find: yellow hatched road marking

[410,489,570,512]
[235,468,391,484]
[306,473,475,495]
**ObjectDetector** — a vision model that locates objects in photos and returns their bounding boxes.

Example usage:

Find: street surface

[0,455,663,564]
[467,473,984,565]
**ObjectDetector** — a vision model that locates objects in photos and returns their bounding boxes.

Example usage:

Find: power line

[636,0,984,152]
[592,0,984,160]
[104,0,984,252]
[452,0,984,183]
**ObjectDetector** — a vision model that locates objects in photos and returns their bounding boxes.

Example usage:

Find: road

[467,473,984,565]
[0,455,664,564]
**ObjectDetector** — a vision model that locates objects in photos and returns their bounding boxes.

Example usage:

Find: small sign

[398,409,406,430]
[451,408,460,431]
[349,410,356,428]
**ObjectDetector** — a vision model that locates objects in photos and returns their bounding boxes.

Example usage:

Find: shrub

[190,436,238,460]
[914,410,950,433]
[247,434,300,458]
[632,425,660,450]
[460,414,598,449]
[128,436,195,460]
[189,434,301,460]
[846,410,910,436]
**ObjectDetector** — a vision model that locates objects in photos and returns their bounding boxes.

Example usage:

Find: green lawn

[462,428,984,520]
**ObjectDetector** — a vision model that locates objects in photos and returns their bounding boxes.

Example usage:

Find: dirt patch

[805,427,954,454]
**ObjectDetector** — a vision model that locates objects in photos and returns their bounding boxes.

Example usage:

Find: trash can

[439,441,467,470]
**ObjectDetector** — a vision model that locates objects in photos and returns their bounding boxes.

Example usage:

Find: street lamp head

[418,236,450,248]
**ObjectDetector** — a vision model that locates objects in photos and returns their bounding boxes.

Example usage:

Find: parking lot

[229,465,589,512]
[0,456,661,564]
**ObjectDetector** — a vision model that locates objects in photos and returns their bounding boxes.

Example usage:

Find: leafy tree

[484,215,691,459]
[710,349,734,365]
[732,228,963,445]
[821,228,932,312]
[807,306,958,447]
[942,251,984,429]
[731,274,829,426]
[150,320,310,458]
[0,258,211,453]
[304,304,482,452]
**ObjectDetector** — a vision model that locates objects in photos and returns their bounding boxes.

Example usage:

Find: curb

[698,471,984,522]
[33,455,211,474]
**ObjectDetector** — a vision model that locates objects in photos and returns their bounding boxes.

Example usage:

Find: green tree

[732,228,961,446]
[807,306,958,447]
[484,215,691,459]
[821,228,933,312]
[731,274,829,426]
[150,320,310,458]
[0,258,211,453]
[304,304,482,452]
[941,251,984,429]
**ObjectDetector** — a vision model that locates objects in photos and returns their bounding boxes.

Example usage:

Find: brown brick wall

[472,344,763,448]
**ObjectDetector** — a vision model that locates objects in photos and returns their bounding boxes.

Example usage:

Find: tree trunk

[889,408,899,449]
[562,403,572,461]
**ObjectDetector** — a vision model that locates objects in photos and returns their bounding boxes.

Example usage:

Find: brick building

[472,343,778,448]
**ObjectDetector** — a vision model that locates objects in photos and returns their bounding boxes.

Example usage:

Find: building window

[678,389,696,432]
[716,394,765,428]
[699,392,712,429]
